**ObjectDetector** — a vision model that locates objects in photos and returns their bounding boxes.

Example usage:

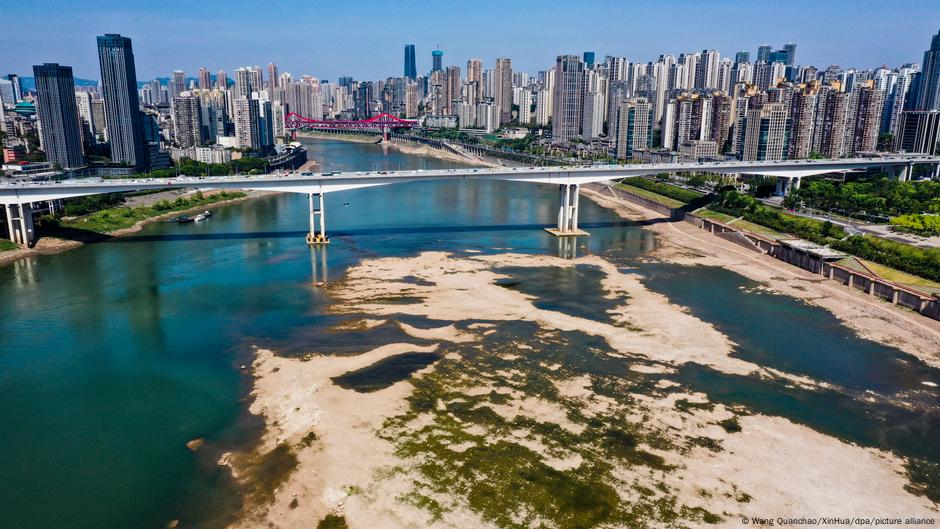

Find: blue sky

[2,0,938,82]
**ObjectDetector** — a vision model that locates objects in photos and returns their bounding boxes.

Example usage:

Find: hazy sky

[2,0,938,82]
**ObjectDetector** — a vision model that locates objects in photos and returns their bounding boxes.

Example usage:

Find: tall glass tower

[404,44,417,79]
[97,33,145,169]
[32,63,85,169]
[431,49,443,73]
[914,30,940,111]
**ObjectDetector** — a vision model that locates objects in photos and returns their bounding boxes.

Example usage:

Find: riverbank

[0,190,273,267]
[228,249,939,528]
[580,185,940,369]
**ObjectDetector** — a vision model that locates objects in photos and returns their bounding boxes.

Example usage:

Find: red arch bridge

[284,112,417,140]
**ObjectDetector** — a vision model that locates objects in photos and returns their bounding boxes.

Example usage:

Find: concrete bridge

[2,156,938,247]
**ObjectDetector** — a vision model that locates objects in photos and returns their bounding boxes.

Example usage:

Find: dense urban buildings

[3,29,940,178]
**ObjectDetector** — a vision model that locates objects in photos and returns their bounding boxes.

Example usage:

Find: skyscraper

[913,30,940,111]
[583,52,596,68]
[495,58,513,124]
[5,74,22,102]
[267,62,279,90]
[97,33,145,169]
[734,51,750,64]
[552,55,585,141]
[216,70,227,89]
[404,44,417,79]
[757,45,773,63]
[783,43,797,67]
[32,63,85,169]
[444,66,461,114]
[198,67,211,90]
[171,70,185,99]
[431,49,443,73]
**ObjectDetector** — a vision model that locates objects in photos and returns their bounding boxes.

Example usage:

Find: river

[0,137,936,529]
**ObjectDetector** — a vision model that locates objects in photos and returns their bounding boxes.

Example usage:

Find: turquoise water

[0,138,936,528]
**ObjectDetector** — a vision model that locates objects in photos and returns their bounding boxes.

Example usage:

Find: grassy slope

[59,192,246,234]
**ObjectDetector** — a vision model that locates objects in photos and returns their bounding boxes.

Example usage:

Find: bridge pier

[774,176,802,196]
[4,203,36,248]
[306,193,329,245]
[545,184,588,237]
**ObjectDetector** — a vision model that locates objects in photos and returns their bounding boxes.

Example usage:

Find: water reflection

[310,246,328,287]
[557,236,578,259]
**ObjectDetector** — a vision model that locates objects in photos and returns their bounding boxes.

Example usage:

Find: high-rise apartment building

[467,59,483,84]
[32,63,85,169]
[171,70,185,99]
[404,45,417,79]
[198,67,211,90]
[216,70,227,89]
[788,82,820,158]
[853,82,885,153]
[97,33,146,168]
[267,63,279,90]
[234,97,260,150]
[495,58,513,124]
[552,55,584,141]
[445,66,461,114]
[581,91,605,138]
[172,94,203,148]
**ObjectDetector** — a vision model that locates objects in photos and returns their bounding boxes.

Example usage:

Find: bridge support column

[545,184,588,237]
[4,203,36,247]
[306,193,329,245]
[897,162,913,182]
[774,176,802,196]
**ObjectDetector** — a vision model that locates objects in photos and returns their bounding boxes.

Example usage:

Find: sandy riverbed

[580,185,940,369]
[225,245,938,528]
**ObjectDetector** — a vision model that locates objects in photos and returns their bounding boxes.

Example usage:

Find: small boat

[193,211,212,222]
[176,215,194,223]
[344,202,350,207]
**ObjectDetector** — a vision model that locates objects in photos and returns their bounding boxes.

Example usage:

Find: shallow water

[0,137,936,528]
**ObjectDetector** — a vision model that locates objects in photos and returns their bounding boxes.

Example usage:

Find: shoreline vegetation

[618,176,940,285]
[0,189,266,267]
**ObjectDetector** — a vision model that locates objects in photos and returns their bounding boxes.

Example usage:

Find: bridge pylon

[306,193,329,245]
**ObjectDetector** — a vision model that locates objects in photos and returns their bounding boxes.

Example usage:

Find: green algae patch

[377,323,726,528]
[718,417,742,433]
[904,458,940,503]
[316,514,349,529]
[233,442,299,506]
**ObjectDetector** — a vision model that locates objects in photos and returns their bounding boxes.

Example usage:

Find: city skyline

[2,0,940,83]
